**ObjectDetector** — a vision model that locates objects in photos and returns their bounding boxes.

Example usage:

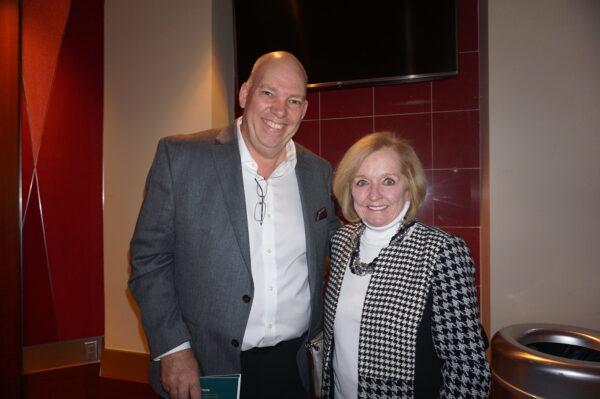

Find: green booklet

[199,374,241,399]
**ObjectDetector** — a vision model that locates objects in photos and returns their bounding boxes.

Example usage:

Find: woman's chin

[363,217,391,227]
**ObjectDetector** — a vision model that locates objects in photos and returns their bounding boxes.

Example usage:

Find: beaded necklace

[348,219,417,276]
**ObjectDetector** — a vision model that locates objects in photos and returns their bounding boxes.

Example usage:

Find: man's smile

[263,118,284,130]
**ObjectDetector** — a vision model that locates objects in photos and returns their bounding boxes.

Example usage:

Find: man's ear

[301,99,308,120]
[239,82,249,109]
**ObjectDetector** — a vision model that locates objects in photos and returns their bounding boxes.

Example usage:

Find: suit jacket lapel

[209,133,318,283]
[210,125,252,275]
[295,147,318,299]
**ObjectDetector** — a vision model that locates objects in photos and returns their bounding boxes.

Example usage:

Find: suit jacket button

[231,339,239,348]
[242,295,251,303]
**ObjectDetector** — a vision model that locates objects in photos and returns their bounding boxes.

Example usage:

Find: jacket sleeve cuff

[153,341,192,361]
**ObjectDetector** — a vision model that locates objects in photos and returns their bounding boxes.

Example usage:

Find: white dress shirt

[237,119,310,350]
[333,202,410,398]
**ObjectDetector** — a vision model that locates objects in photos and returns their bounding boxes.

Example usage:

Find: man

[129,51,339,399]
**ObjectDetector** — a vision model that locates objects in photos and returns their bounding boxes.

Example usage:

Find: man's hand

[160,348,201,399]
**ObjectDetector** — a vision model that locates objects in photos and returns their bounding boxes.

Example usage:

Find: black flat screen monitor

[234,1,458,89]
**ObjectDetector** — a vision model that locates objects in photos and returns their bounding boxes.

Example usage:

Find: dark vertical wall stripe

[0,0,22,396]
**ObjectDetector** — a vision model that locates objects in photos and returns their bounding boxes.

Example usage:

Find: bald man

[129,52,339,399]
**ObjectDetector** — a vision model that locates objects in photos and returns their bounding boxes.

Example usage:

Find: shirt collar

[236,117,297,178]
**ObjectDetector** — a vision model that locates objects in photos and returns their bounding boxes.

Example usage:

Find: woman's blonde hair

[333,132,427,223]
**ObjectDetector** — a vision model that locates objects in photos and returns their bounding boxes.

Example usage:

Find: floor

[23,363,159,399]
[22,363,320,398]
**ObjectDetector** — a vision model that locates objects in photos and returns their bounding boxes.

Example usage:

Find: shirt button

[267,249,271,254]
[231,339,239,348]
[268,286,273,292]
[267,323,273,329]
[242,294,251,303]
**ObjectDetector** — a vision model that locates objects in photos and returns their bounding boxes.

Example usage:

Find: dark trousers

[240,337,308,399]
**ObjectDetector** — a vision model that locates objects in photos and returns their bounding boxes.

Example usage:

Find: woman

[321,132,490,398]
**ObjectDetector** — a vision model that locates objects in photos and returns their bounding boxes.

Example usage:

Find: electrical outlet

[84,340,98,361]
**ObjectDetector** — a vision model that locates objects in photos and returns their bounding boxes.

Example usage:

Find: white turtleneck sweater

[333,202,411,399]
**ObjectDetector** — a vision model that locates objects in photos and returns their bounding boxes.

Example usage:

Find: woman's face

[352,147,411,227]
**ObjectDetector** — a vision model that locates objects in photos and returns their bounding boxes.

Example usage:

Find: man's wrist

[153,342,192,361]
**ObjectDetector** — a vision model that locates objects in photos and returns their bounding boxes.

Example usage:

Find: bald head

[238,51,309,166]
[247,51,308,88]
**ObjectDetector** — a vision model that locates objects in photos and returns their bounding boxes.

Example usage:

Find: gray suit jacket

[129,124,339,396]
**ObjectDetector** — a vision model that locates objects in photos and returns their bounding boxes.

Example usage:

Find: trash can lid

[491,323,600,399]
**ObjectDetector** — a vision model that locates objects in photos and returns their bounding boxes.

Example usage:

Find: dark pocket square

[315,207,327,221]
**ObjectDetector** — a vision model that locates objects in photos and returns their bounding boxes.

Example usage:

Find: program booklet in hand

[199,374,241,399]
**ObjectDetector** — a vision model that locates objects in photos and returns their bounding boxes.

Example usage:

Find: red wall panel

[21,0,71,161]
[22,177,59,344]
[22,0,104,345]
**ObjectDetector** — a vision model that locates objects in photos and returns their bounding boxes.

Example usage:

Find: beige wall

[488,0,600,333]
[212,0,234,127]
[103,0,233,353]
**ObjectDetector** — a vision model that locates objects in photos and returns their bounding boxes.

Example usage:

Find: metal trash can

[491,323,600,398]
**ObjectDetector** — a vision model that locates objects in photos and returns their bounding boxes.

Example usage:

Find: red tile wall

[295,0,483,300]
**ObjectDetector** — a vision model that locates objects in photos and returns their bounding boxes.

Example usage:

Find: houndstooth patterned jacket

[321,221,491,398]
